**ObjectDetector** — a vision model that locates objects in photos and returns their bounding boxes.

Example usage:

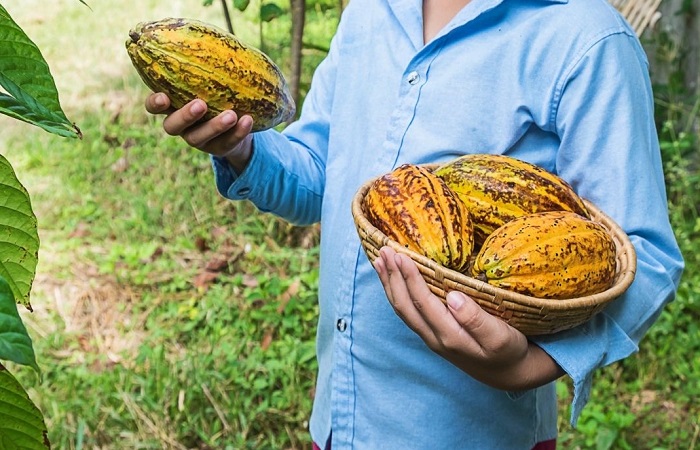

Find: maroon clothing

[312,438,557,449]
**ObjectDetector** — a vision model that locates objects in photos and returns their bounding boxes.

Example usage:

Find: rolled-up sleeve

[211,130,325,225]
[532,30,685,425]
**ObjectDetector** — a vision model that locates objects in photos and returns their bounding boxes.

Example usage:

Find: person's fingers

[372,254,393,302]
[196,114,255,157]
[390,251,489,355]
[390,249,523,360]
[379,247,435,340]
[445,290,526,357]
[162,99,209,136]
[144,92,173,114]
[180,110,241,150]
[393,252,444,313]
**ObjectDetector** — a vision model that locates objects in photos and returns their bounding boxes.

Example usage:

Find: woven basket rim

[613,0,663,36]
[352,167,638,312]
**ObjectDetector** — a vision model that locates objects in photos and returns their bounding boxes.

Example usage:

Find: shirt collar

[387,0,569,50]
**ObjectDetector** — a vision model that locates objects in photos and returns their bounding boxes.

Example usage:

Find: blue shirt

[212,0,684,448]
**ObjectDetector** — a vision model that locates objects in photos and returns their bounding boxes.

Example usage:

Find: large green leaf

[0,364,48,449]
[0,4,80,138]
[0,278,37,372]
[0,154,39,310]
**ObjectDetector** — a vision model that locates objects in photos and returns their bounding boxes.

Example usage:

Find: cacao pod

[126,18,295,132]
[434,154,590,247]
[362,164,475,273]
[471,211,617,299]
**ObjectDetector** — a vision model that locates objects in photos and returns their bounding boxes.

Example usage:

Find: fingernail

[154,94,167,107]
[190,100,206,115]
[220,111,236,126]
[240,115,254,129]
[373,257,384,274]
[446,291,466,310]
[393,254,403,268]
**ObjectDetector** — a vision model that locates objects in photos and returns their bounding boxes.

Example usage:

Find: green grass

[2,1,333,447]
[5,107,321,448]
[2,0,699,448]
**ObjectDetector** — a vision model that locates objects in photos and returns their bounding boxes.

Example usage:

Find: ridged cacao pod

[434,154,590,247]
[362,164,475,273]
[126,18,295,132]
[472,211,617,299]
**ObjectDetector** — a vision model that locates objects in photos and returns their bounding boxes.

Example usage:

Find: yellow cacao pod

[126,18,295,132]
[362,164,475,273]
[434,154,590,246]
[471,211,617,299]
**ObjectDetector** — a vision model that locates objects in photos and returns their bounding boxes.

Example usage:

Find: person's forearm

[456,342,564,392]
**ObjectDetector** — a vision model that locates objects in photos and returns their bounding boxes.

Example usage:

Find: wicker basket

[351,169,638,336]
[609,0,663,36]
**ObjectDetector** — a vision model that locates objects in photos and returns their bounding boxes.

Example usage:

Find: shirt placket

[383,59,430,168]
[329,53,431,449]
[329,238,358,448]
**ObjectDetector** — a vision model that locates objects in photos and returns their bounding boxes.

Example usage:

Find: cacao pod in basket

[362,164,475,273]
[471,210,617,299]
[434,154,590,246]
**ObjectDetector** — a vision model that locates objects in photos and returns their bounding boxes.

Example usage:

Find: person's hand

[144,92,254,173]
[373,246,564,391]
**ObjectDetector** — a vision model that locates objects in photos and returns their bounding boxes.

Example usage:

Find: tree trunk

[289,0,306,113]
[220,0,234,34]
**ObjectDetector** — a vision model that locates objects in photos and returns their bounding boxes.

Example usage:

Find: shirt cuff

[211,155,241,197]
[531,311,638,427]
[210,132,277,201]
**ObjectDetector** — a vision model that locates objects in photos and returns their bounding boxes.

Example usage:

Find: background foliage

[0,0,697,449]
[0,1,84,447]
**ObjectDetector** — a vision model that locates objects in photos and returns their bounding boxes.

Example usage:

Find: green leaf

[202,0,215,5]
[0,364,49,449]
[260,3,285,22]
[595,426,618,450]
[0,278,38,372]
[0,154,39,310]
[234,0,251,12]
[0,4,81,138]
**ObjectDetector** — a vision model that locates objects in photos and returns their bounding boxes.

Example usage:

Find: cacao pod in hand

[434,154,590,247]
[126,18,295,132]
[471,211,617,299]
[362,164,475,273]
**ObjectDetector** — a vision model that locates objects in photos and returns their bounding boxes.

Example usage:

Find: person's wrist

[221,135,253,175]
[472,343,561,392]
[511,343,564,391]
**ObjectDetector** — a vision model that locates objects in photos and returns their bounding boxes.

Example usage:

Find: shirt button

[336,318,347,332]
[237,187,251,196]
[407,71,420,85]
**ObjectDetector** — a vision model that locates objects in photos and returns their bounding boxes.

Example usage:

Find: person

[144,0,684,448]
